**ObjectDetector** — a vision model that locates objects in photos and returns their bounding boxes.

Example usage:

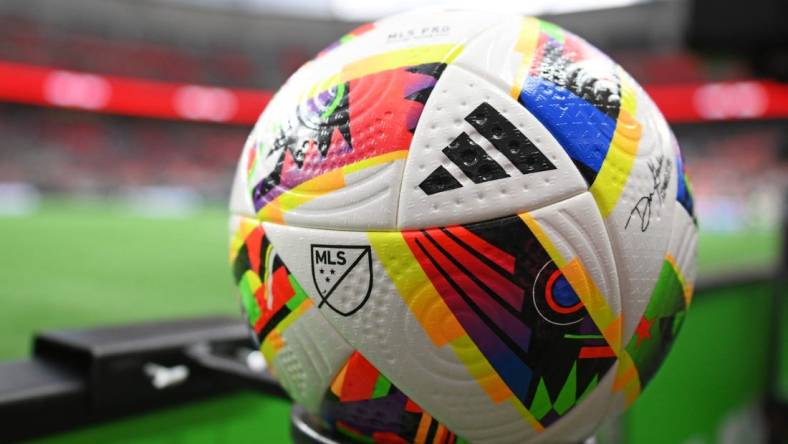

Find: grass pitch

[0,200,237,359]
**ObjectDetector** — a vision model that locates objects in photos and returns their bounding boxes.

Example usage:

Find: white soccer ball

[229,8,698,443]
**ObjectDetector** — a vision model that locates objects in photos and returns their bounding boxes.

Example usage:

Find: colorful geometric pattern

[321,351,459,444]
[510,18,644,220]
[247,60,450,223]
[317,23,376,58]
[230,220,313,366]
[624,256,691,387]
[674,148,696,220]
[373,215,617,429]
[511,19,621,182]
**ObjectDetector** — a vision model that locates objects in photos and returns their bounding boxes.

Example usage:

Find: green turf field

[0,199,780,360]
[0,200,238,359]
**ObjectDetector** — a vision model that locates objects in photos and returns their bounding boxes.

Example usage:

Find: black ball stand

[290,405,346,444]
[289,404,599,444]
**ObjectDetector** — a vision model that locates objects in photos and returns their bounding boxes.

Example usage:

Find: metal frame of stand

[289,404,599,444]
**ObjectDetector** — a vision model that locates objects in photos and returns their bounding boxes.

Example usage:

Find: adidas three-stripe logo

[419,102,556,195]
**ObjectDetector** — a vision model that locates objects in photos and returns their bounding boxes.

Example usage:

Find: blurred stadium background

[0,0,785,442]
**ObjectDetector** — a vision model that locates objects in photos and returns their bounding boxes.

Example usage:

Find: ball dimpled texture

[228,8,697,444]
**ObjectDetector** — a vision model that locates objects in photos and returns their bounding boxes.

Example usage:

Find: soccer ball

[228,8,697,443]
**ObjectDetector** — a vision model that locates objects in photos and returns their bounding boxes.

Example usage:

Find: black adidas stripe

[419,165,462,195]
[465,102,556,175]
[418,102,555,195]
[442,132,509,184]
